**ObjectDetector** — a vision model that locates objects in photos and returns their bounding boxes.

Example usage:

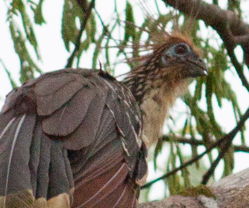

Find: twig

[65,0,95,68]
[201,138,232,185]
[94,9,133,69]
[224,41,249,90]
[142,140,219,189]
[202,107,249,184]
[162,136,249,153]
[94,9,110,37]
[142,107,249,189]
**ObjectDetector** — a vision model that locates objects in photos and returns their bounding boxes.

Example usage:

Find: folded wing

[0,69,147,208]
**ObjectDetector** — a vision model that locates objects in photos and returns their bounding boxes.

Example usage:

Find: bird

[0,31,207,208]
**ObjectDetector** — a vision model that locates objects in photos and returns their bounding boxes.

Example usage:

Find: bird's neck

[123,71,190,148]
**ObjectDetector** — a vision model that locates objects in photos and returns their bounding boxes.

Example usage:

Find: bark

[139,168,249,208]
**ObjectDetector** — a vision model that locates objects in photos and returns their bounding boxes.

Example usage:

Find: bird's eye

[174,43,189,55]
[159,43,191,67]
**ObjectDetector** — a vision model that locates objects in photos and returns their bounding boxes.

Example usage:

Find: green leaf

[0,59,17,88]
[124,1,136,43]
[9,20,41,82]
[34,0,46,24]
[61,0,83,51]
[9,0,40,58]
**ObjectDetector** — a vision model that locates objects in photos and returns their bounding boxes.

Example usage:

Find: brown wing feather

[63,89,107,150]
[36,80,83,116]
[0,68,147,208]
[42,87,96,136]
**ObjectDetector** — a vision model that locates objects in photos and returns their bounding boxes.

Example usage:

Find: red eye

[175,44,189,55]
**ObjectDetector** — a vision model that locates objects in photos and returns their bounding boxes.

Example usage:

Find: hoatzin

[0,31,207,208]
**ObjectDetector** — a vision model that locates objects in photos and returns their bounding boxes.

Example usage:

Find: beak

[187,57,208,78]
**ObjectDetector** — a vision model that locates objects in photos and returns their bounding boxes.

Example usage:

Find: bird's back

[0,68,147,208]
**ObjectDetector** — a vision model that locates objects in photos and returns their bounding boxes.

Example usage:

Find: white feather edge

[0,117,17,142]
[81,163,126,207]
[3,114,26,208]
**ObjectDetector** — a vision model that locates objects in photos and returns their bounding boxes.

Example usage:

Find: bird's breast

[140,88,172,148]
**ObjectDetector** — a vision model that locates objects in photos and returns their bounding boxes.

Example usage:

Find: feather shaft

[3,114,26,207]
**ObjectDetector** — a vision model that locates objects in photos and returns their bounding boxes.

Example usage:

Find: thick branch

[139,168,249,208]
[162,0,249,90]
[233,34,249,45]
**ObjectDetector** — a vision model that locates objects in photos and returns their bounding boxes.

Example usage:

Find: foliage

[1,0,248,203]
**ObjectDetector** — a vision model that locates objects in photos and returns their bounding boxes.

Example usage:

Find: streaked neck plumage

[123,66,190,148]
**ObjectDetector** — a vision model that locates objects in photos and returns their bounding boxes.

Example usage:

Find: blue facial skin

[160,42,207,77]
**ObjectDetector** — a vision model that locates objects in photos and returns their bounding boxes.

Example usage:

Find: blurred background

[0,0,248,203]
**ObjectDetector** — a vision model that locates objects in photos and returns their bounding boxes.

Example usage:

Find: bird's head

[137,32,207,84]
[157,36,207,79]
[124,31,207,101]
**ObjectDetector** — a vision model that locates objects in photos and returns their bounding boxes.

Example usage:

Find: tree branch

[233,34,249,45]
[139,168,249,208]
[162,0,249,90]
[162,136,249,153]
[202,107,249,184]
[65,0,95,68]
[142,107,249,189]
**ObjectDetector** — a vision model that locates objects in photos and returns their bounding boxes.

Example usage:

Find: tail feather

[4,114,27,197]
[92,179,138,208]
[63,150,74,191]
[0,114,36,207]
[35,131,51,199]
[0,115,73,208]
[29,122,43,196]
[93,184,126,208]
[0,111,15,133]
[0,114,35,194]
[0,190,34,208]
[48,141,73,199]
[72,161,138,208]
[113,185,128,207]
[0,117,16,141]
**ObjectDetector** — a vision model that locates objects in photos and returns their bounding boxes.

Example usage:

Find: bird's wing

[0,69,147,208]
